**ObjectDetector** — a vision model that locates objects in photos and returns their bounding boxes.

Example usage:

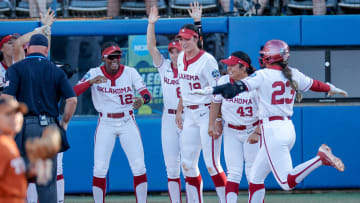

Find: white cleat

[317,144,345,172]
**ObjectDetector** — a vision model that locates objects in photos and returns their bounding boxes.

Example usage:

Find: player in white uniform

[73,44,152,203]
[192,39,347,203]
[175,24,226,203]
[147,7,183,203]
[146,4,203,202]
[209,51,261,203]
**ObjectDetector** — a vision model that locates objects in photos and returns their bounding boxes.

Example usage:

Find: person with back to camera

[191,39,347,203]
[209,51,261,203]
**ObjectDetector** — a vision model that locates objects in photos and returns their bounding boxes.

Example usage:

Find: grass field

[66,190,360,203]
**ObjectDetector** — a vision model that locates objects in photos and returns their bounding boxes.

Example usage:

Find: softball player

[73,44,152,203]
[147,3,203,202]
[192,39,347,203]
[209,51,260,203]
[147,7,183,202]
[175,24,226,203]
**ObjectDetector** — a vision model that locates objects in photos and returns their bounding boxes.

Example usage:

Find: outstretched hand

[188,1,202,22]
[327,82,348,97]
[148,7,160,24]
[40,8,55,26]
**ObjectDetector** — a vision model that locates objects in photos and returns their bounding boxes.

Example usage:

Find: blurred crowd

[0,0,359,18]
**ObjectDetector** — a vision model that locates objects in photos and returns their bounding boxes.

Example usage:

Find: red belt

[168,109,177,114]
[228,120,259,131]
[100,110,133,119]
[186,103,210,110]
[260,116,291,124]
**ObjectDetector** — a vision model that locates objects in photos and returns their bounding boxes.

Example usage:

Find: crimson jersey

[155,55,180,110]
[242,67,313,118]
[213,75,259,126]
[177,50,220,106]
[77,65,147,113]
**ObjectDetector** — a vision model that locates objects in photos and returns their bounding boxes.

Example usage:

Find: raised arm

[13,8,55,62]
[146,7,162,67]
[188,1,203,46]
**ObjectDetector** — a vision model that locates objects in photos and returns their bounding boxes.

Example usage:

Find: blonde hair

[279,62,303,102]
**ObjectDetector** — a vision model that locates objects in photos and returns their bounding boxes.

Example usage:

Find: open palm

[148,7,160,24]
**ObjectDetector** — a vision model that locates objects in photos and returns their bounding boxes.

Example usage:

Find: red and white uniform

[213,75,259,203]
[178,50,226,203]
[243,66,330,203]
[74,65,149,203]
[155,55,182,202]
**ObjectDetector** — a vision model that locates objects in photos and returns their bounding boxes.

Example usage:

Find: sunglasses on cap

[104,54,121,60]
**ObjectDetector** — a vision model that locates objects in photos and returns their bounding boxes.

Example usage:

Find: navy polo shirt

[3,53,75,117]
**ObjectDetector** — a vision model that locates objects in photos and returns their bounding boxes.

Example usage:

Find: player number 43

[237,106,253,117]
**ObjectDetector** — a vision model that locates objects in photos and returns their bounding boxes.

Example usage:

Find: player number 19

[188,82,201,91]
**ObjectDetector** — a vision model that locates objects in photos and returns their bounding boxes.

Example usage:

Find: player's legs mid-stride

[181,107,226,203]
[248,119,344,203]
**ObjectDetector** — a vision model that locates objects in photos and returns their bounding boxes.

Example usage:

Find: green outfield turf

[65,190,360,203]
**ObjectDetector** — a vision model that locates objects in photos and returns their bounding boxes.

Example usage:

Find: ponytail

[279,62,303,102]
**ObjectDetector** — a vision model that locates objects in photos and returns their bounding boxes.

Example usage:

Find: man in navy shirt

[2,34,77,203]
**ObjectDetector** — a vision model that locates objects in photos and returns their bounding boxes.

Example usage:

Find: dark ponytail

[180,24,202,49]
[279,61,303,102]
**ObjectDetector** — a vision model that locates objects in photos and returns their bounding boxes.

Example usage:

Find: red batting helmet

[259,39,290,66]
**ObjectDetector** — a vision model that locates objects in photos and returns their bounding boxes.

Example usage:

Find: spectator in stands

[107,0,158,17]
[28,0,50,17]
[313,0,326,15]
[219,0,238,13]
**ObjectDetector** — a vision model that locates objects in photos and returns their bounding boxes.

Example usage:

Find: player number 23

[271,81,295,105]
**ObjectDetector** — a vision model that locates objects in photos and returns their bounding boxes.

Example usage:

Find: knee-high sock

[93,176,106,203]
[26,182,38,203]
[248,183,265,203]
[211,172,227,203]
[185,175,203,203]
[168,178,181,203]
[57,174,65,203]
[225,181,239,203]
[287,156,322,189]
[134,174,148,203]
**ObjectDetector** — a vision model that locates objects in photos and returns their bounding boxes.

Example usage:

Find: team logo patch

[211,70,220,79]
[80,73,90,82]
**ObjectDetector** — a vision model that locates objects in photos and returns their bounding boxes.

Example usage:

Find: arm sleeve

[203,55,220,87]
[58,70,76,99]
[73,69,96,96]
[310,79,330,92]
[241,71,264,91]
[2,65,20,96]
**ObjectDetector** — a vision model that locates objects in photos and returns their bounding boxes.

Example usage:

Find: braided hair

[278,61,303,102]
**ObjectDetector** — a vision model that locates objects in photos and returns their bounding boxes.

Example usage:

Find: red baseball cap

[176,28,199,40]
[168,41,182,51]
[102,45,122,57]
[220,55,249,68]
[0,34,20,49]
